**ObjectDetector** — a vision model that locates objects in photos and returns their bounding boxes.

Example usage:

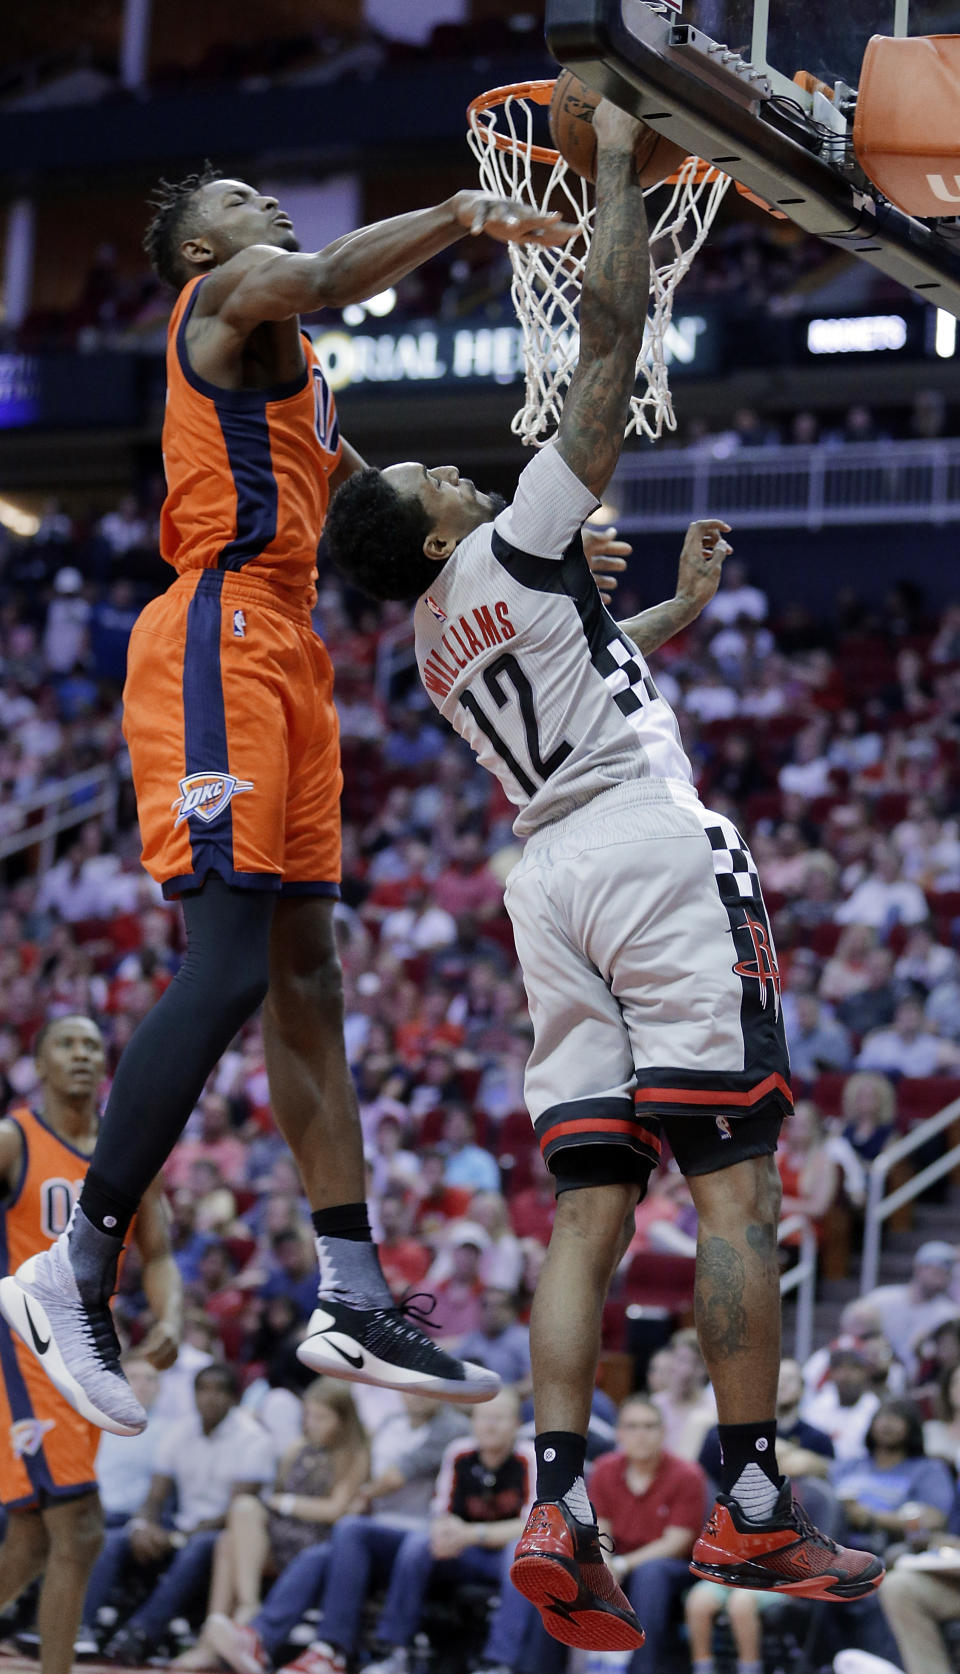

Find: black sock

[312,1202,392,1307]
[311,1202,372,1241]
[535,1431,587,1503]
[718,1421,781,1519]
[78,1170,139,1242]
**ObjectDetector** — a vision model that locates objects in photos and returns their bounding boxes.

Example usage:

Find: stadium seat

[897,1076,960,1124]
[623,1250,697,1312]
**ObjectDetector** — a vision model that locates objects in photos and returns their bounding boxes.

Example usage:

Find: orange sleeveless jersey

[160,273,342,606]
[0,1108,99,1508]
[123,274,344,898]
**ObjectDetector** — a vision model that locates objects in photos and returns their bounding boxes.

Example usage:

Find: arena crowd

[2,500,960,1672]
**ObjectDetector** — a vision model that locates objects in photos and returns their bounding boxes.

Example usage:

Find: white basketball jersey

[413,444,695,838]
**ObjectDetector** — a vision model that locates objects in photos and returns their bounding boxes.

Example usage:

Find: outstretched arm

[556,103,650,499]
[618,519,731,654]
[210,192,575,331]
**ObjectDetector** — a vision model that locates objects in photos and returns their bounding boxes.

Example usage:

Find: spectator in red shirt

[428,1224,487,1342]
[165,1091,248,1191]
[589,1395,708,1674]
[377,1186,431,1298]
[411,1149,474,1239]
[432,831,503,922]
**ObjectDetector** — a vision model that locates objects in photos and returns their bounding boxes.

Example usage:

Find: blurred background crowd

[3,491,960,1670]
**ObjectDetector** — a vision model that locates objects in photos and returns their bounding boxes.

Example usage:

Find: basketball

[548,68,688,188]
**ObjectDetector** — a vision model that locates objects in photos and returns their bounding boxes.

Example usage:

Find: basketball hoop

[466,80,731,446]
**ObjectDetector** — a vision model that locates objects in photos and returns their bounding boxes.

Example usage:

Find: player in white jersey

[326,100,883,1648]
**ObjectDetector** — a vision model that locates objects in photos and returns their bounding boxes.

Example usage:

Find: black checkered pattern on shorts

[595,636,660,722]
[703,816,762,904]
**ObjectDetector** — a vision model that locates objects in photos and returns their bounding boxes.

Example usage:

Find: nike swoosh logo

[322,1336,363,1370]
[23,1300,50,1355]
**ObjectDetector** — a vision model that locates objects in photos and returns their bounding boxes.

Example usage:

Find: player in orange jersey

[0,168,573,1434]
[0,1015,181,1674]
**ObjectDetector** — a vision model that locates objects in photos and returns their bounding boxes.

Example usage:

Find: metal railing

[779,1213,817,1366]
[0,765,119,871]
[860,1095,960,1294]
[610,438,960,532]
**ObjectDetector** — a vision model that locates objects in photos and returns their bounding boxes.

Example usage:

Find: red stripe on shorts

[542,1117,662,1150]
[633,1072,793,1109]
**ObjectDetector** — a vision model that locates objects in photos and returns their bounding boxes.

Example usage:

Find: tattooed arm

[618,519,733,655]
[556,104,650,499]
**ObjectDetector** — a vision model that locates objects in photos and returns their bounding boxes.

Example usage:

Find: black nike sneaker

[297,1295,500,1402]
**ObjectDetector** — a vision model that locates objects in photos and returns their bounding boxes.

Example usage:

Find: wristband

[277,1494,296,1517]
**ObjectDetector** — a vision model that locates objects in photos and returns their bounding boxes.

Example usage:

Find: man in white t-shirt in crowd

[85,1364,274,1662]
[801,1342,881,1461]
[326,94,883,1650]
[864,1243,960,1379]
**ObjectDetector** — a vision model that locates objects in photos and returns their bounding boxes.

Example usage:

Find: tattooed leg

[687,1155,782,1423]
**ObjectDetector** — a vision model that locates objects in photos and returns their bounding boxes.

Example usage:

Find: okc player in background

[326,100,884,1648]
[0,1016,180,1674]
[0,170,576,1433]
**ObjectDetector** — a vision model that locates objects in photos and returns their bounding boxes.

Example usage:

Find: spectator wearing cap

[442,1107,501,1193]
[802,1300,905,1407]
[866,1244,960,1376]
[801,1342,881,1460]
[428,1223,488,1340]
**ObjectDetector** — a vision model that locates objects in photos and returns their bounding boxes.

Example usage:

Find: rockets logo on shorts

[733,912,782,1019]
[425,596,447,623]
[171,772,254,827]
[10,1418,55,1459]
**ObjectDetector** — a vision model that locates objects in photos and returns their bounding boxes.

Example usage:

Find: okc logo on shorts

[425,595,446,623]
[10,1418,55,1459]
[171,772,254,827]
[733,911,782,1019]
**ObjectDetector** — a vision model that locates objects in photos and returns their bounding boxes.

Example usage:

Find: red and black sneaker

[510,1499,645,1651]
[690,1481,885,1600]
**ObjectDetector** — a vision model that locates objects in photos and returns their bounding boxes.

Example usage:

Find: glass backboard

[657,0,960,95]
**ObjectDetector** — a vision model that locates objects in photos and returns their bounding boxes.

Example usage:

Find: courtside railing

[861,1096,960,1294]
[0,765,119,871]
[610,438,960,532]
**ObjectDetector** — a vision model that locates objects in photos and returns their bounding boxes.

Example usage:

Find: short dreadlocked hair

[326,469,440,603]
[143,163,222,291]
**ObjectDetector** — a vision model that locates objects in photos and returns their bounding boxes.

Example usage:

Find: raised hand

[675,518,733,613]
[583,524,632,596]
[455,191,578,246]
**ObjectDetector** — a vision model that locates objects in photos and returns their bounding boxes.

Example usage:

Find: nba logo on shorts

[10,1419,55,1459]
[715,1116,733,1141]
[171,773,254,826]
[425,595,446,623]
[233,610,246,639]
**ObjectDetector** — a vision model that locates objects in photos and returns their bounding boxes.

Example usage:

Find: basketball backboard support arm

[544,0,960,315]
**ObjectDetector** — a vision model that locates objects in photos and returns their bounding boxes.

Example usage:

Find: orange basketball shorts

[123,569,342,899]
[0,1322,98,1509]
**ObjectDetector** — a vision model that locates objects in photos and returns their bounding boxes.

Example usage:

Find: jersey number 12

[459,652,572,796]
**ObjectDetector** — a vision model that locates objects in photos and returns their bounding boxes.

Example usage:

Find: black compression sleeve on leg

[78,876,273,1236]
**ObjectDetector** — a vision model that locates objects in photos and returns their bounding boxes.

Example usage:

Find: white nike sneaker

[297,1298,501,1403]
[0,1236,146,1436]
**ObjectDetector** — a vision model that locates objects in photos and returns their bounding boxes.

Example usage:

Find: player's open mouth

[273,215,293,228]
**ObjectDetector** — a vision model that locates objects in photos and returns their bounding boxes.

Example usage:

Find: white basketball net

[466,85,731,446]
